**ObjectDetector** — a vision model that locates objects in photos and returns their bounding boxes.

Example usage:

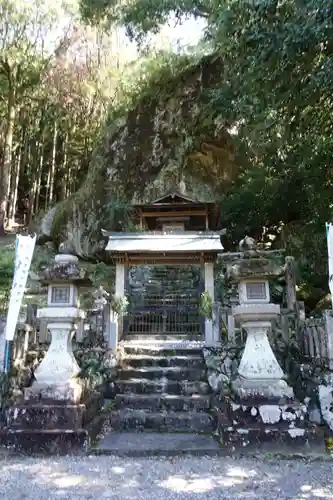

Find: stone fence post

[324,310,333,370]
[211,302,220,345]
[107,307,119,349]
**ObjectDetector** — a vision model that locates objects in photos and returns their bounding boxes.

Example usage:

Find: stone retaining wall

[203,343,330,431]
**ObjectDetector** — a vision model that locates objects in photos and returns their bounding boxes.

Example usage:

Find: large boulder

[45,53,238,259]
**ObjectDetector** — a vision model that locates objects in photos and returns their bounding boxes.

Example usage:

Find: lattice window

[246,282,267,301]
[126,264,202,335]
[51,285,71,304]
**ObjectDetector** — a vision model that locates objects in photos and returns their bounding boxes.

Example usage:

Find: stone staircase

[108,338,215,435]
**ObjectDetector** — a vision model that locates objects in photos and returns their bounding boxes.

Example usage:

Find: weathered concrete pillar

[115,263,125,299]
[325,310,333,371]
[285,256,298,313]
[108,309,119,349]
[114,263,126,343]
[211,302,220,344]
[204,261,215,345]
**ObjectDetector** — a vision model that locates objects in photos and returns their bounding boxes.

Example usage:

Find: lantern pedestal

[24,313,84,404]
[231,304,294,401]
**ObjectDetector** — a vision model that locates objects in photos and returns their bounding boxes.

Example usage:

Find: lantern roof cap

[39,254,92,286]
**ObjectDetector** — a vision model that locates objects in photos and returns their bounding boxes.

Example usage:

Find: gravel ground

[0,454,332,499]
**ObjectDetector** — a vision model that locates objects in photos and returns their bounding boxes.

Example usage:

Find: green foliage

[211,1,333,308]
[79,351,109,387]
[0,243,14,312]
[110,294,128,316]
[77,0,333,311]
[107,50,204,123]
[80,0,209,41]
[0,244,14,284]
[199,291,213,319]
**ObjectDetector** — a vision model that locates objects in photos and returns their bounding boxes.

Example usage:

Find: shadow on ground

[0,454,332,499]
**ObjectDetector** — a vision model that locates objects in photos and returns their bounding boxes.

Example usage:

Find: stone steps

[109,340,213,435]
[94,432,221,457]
[115,394,211,412]
[124,334,203,342]
[110,410,214,434]
[117,366,206,381]
[123,354,204,368]
[120,343,204,357]
[114,378,210,395]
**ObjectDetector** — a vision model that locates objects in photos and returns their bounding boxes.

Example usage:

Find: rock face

[40,207,57,240]
[47,53,237,258]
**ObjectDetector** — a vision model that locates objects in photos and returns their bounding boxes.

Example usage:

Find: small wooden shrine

[102,191,224,345]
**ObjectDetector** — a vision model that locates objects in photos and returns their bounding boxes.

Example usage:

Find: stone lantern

[25,253,92,403]
[5,253,106,453]
[213,241,312,449]
[227,244,293,400]
[212,239,314,449]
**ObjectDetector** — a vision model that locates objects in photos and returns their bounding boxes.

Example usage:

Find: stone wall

[203,339,328,429]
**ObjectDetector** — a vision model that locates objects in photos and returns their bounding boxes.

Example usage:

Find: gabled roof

[150,191,200,204]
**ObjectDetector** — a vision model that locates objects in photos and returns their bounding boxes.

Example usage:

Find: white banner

[327,223,333,309]
[4,234,36,340]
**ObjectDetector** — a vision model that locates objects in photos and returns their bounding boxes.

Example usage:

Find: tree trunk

[28,138,40,224]
[60,131,68,200]
[47,119,58,207]
[34,143,44,214]
[8,146,22,226]
[0,90,16,234]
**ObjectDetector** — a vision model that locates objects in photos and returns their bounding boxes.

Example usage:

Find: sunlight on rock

[296,485,333,499]
[122,479,139,488]
[216,477,246,488]
[111,466,126,474]
[310,487,333,498]
[300,485,312,492]
[159,476,215,493]
[53,476,84,488]
[159,473,246,493]
[226,466,257,479]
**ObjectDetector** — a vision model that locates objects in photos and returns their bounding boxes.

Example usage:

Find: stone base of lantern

[214,396,323,451]
[232,376,295,402]
[2,390,104,454]
[24,378,85,404]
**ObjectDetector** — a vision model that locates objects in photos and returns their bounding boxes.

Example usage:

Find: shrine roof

[132,189,216,207]
[150,191,202,204]
[102,231,223,253]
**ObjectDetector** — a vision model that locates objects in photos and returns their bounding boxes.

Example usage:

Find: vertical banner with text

[4,234,36,341]
[326,223,333,309]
